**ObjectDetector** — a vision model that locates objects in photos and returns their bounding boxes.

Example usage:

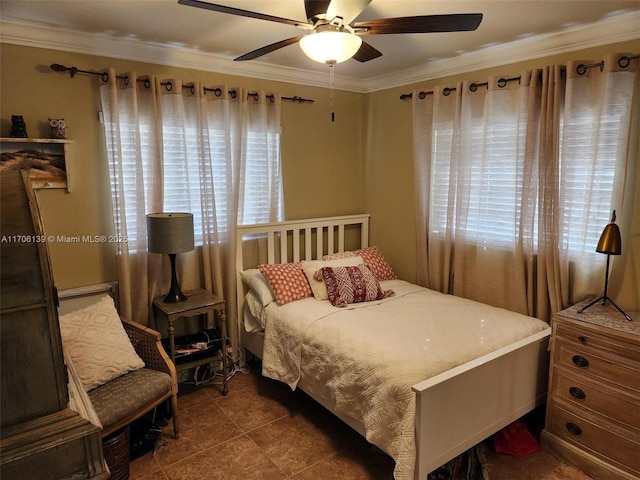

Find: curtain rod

[50,63,315,104]
[399,54,639,100]
[399,75,522,100]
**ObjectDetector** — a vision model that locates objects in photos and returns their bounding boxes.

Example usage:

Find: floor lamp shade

[578,210,631,321]
[146,213,194,303]
[595,219,621,255]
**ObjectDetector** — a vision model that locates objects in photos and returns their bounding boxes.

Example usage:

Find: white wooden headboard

[235,214,370,343]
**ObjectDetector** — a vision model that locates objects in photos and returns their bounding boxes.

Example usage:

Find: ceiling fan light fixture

[299,30,362,64]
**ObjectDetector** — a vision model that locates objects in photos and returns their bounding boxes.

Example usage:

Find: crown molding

[363,10,640,92]
[2,10,639,94]
[0,18,366,93]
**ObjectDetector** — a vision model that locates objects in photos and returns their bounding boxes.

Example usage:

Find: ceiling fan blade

[178,0,306,27]
[352,41,382,63]
[304,0,331,21]
[326,0,372,25]
[234,36,305,61]
[353,13,483,35]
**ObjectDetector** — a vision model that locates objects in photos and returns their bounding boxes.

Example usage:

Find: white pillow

[240,268,276,306]
[244,290,266,332]
[58,295,145,391]
[300,256,364,300]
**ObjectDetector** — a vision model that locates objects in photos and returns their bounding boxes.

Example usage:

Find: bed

[235,214,551,480]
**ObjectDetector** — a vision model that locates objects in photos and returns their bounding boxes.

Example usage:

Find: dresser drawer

[555,341,640,392]
[547,402,640,475]
[552,372,640,428]
[555,322,640,360]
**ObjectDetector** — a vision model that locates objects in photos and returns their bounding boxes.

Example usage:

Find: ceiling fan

[177,0,483,64]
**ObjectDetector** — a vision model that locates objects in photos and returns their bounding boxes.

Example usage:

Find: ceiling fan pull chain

[328,60,336,122]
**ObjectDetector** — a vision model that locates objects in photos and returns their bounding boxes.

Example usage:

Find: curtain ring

[618,56,631,68]
[230,89,237,99]
[250,92,259,101]
[497,78,507,88]
[144,78,151,88]
[101,72,110,83]
[165,81,173,92]
[576,64,587,75]
[214,87,222,97]
[443,87,452,96]
[268,94,275,103]
[469,83,478,92]
[123,75,129,86]
[418,91,427,99]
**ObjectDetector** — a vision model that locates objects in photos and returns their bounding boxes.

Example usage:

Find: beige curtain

[100,72,282,361]
[557,54,637,306]
[413,53,637,321]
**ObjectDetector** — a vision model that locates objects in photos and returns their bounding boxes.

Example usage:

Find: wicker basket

[103,426,131,480]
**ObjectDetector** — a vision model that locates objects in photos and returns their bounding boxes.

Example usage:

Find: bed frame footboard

[412,328,551,479]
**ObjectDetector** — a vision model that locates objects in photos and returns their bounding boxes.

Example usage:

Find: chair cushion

[89,368,172,431]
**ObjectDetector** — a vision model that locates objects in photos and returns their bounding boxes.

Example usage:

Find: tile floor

[130,363,592,480]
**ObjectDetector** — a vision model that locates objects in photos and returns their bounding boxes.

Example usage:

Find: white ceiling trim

[2,10,639,94]
[363,10,640,92]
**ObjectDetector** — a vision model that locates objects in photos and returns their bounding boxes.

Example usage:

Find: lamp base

[578,295,632,321]
[163,287,187,304]
[163,253,188,303]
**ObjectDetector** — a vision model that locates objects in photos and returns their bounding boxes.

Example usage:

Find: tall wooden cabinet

[0,169,107,478]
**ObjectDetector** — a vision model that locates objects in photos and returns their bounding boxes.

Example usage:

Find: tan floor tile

[176,383,217,410]
[162,434,285,480]
[154,401,243,467]
[484,448,593,480]
[130,450,163,479]
[291,441,395,480]
[248,405,360,476]
[216,371,312,432]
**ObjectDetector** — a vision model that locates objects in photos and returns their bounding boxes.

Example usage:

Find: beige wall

[2,38,638,310]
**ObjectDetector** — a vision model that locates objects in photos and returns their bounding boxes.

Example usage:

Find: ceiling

[1,0,639,92]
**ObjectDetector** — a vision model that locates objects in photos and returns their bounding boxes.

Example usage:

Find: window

[104,114,283,250]
[428,83,629,258]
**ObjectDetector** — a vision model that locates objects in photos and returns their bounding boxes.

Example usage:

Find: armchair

[88,318,180,439]
[58,284,179,479]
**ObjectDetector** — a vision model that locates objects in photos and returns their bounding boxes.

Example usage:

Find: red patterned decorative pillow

[258,262,311,305]
[318,264,394,308]
[324,246,397,281]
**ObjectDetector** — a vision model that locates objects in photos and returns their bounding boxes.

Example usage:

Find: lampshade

[146,213,194,254]
[299,30,362,64]
[596,212,621,255]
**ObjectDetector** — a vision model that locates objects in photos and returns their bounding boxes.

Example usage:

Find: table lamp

[146,212,194,303]
[578,210,632,321]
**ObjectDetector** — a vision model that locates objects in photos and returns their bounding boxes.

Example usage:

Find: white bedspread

[260,280,549,480]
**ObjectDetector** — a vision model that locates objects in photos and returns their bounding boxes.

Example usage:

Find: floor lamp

[147,212,194,303]
[578,210,632,321]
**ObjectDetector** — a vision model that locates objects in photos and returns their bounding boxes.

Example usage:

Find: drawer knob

[566,422,582,436]
[569,387,586,400]
[572,355,589,368]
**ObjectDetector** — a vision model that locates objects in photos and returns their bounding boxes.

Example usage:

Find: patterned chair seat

[89,368,173,434]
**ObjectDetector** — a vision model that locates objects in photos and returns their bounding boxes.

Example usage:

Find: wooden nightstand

[541,303,639,479]
[153,289,228,395]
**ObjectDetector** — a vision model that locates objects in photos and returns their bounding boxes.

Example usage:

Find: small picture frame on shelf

[0,137,72,191]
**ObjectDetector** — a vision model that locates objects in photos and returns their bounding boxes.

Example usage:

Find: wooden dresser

[541,303,640,480]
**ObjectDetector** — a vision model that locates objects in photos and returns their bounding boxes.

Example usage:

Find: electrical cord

[185,339,250,386]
